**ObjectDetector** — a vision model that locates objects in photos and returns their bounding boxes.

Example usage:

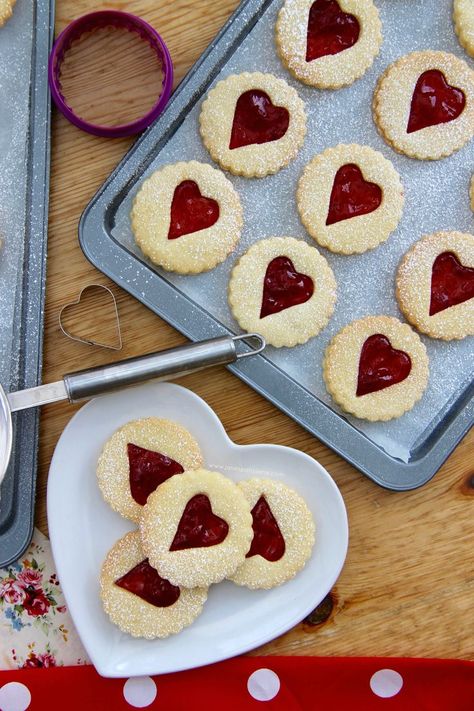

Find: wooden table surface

[37,0,474,660]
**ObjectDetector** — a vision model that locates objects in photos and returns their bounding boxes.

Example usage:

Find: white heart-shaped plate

[47,383,348,678]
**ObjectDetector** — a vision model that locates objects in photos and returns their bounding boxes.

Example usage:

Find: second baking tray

[80,0,473,491]
[0,0,54,566]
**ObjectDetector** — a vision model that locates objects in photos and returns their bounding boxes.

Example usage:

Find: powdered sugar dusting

[396,231,474,340]
[100,530,208,639]
[276,0,382,88]
[0,0,34,389]
[112,0,474,462]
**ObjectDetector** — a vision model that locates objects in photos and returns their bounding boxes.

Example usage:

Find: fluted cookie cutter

[48,10,173,138]
[59,283,123,351]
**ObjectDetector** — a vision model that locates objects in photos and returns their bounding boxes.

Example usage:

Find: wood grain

[38,0,474,660]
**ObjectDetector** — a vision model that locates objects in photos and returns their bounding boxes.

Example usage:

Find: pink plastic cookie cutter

[48,10,174,138]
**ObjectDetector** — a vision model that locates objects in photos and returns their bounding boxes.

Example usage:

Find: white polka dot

[123,677,157,708]
[370,669,403,698]
[247,668,281,702]
[0,682,32,711]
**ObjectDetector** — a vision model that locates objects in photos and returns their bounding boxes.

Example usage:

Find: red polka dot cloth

[0,657,473,710]
[1,531,473,709]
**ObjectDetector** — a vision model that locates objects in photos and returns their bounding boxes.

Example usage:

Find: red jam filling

[229,90,289,150]
[115,559,180,608]
[168,180,219,240]
[169,494,229,551]
[407,70,466,134]
[429,251,474,316]
[260,256,314,319]
[306,0,360,62]
[356,334,412,397]
[246,496,285,562]
[128,443,184,506]
[326,164,382,226]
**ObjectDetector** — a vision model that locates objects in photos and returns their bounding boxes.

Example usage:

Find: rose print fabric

[0,528,88,669]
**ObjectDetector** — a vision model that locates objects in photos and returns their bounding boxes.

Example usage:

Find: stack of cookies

[97,417,315,639]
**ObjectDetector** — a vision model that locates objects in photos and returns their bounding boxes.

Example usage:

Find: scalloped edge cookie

[297,144,404,254]
[276,0,382,89]
[131,161,243,274]
[396,231,474,340]
[373,51,474,160]
[100,531,208,639]
[454,0,474,58]
[97,417,203,523]
[323,315,429,421]
[199,72,307,178]
[228,236,337,348]
[228,478,315,590]
[140,469,253,588]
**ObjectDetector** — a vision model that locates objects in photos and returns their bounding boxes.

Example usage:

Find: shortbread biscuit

[140,469,253,588]
[131,161,243,273]
[199,72,307,177]
[97,418,203,523]
[396,231,474,340]
[297,144,404,254]
[228,237,337,347]
[276,0,382,89]
[100,531,208,639]
[454,0,474,58]
[373,51,474,160]
[323,316,429,421]
[229,478,315,590]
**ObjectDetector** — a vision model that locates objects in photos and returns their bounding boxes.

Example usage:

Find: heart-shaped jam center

[357,334,412,397]
[260,256,314,318]
[229,90,290,150]
[128,443,184,506]
[168,180,219,240]
[169,494,229,551]
[246,496,285,562]
[429,252,474,316]
[326,164,382,226]
[407,70,466,134]
[115,559,180,608]
[306,0,360,62]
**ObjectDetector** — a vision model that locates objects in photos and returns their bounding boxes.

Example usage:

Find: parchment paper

[112,0,474,462]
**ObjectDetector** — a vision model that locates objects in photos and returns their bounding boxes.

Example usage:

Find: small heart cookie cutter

[59,283,123,351]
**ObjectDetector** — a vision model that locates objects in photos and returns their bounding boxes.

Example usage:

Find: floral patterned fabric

[0,528,89,669]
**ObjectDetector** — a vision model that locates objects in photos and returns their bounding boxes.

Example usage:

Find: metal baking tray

[0,0,54,566]
[80,0,473,492]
